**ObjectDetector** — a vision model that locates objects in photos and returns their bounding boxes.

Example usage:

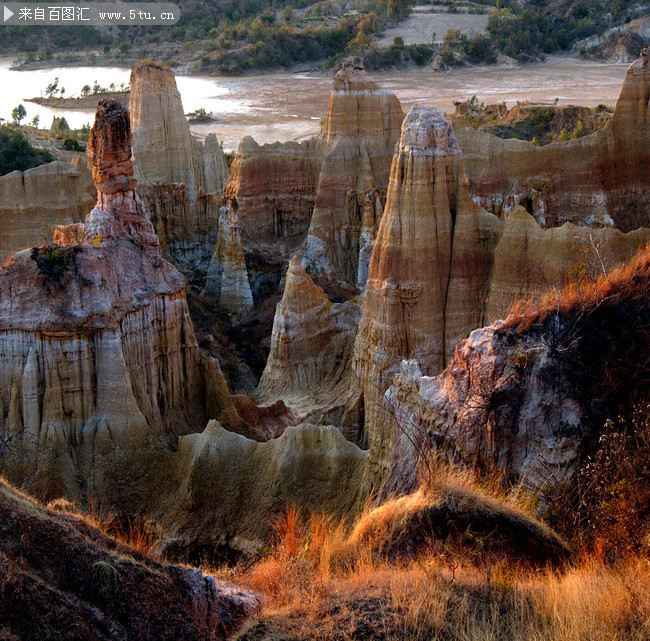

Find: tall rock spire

[302,63,404,288]
[129,61,229,282]
[352,104,501,490]
[84,98,159,251]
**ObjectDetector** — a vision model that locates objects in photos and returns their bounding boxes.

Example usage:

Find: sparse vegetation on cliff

[454,97,613,144]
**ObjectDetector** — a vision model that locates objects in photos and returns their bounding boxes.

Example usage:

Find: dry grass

[227,466,648,641]
[233,510,649,640]
[504,244,649,333]
[82,496,162,558]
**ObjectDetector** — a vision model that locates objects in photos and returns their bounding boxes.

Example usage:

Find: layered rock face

[257,257,362,422]
[351,104,650,497]
[0,158,94,265]
[457,52,650,231]
[218,65,403,305]
[0,99,238,503]
[223,135,324,294]
[202,205,254,319]
[303,63,405,287]
[484,205,650,321]
[382,246,650,496]
[130,62,229,282]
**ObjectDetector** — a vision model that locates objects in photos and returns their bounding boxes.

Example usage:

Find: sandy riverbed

[190,55,630,150]
[2,55,631,152]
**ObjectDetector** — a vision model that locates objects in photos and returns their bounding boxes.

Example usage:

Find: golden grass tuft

[232,462,649,641]
[134,58,169,71]
[504,244,649,333]
[85,496,162,558]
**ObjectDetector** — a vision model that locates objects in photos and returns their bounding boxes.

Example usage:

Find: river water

[0,56,630,151]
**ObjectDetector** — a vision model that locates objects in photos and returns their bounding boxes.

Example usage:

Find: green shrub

[62,137,84,151]
[0,126,55,175]
[30,245,80,285]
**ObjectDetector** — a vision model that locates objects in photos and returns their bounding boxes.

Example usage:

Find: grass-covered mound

[227,465,646,641]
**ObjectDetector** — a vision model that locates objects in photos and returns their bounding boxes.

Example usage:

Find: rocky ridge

[257,60,649,498]
[347,100,649,497]
[222,135,324,299]
[0,477,257,641]
[221,64,404,304]
[0,98,370,556]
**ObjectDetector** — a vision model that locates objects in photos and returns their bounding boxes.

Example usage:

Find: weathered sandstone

[351,104,649,498]
[302,63,405,287]
[202,205,254,319]
[0,99,367,559]
[457,52,650,231]
[130,62,229,283]
[352,105,501,486]
[0,99,238,504]
[218,65,403,305]
[484,205,650,321]
[223,136,324,274]
[257,257,362,423]
[0,158,94,265]
[158,421,367,556]
[382,243,649,498]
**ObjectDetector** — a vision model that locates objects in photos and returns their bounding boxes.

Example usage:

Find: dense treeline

[0,127,55,176]
[209,16,360,72]
[0,0,646,72]
[486,0,644,61]
[0,0,331,56]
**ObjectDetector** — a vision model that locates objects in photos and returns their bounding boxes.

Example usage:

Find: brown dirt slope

[0,478,256,641]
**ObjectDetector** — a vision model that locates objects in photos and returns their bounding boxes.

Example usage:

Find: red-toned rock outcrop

[457,52,650,231]
[0,99,238,503]
[0,477,258,641]
[303,63,405,288]
[0,158,94,265]
[223,135,324,271]
[350,103,649,497]
[381,247,650,497]
[130,61,229,283]
[221,64,404,301]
